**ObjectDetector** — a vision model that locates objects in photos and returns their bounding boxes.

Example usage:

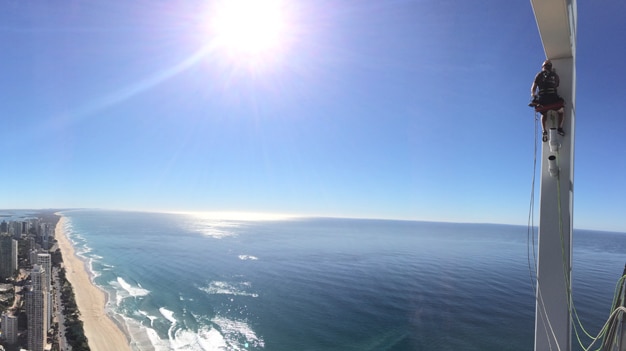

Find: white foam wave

[138,310,159,327]
[197,326,229,351]
[120,313,170,351]
[200,281,258,298]
[160,307,177,324]
[74,239,92,256]
[121,277,150,296]
[145,326,171,351]
[88,258,101,279]
[62,221,73,232]
[157,308,227,351]
[213,316,265,349]
[114,277,150,305]
[166,325,228,351]
[238,255,258,261]
[154,313,260,351]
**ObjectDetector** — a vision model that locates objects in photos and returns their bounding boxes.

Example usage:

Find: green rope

[551,123,626,351]
[598,275,626,349]
[531,111,626,351]
[552,140,600,350]
[549,126,598,350]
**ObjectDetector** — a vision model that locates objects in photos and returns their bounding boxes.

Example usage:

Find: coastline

[55,215,132,351]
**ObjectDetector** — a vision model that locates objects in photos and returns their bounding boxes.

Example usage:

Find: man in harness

[529,59,565,142]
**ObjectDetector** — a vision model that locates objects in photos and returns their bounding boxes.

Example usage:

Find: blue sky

[1,0,624,232]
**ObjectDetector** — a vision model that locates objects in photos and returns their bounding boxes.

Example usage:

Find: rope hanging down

[527,110,626,351]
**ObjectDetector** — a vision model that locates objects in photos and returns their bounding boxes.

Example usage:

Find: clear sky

[1,0,624,232]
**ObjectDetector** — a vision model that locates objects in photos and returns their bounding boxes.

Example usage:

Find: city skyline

[0,215,67,351]
[1,0,625,232]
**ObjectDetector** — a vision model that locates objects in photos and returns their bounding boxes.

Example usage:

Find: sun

[208,0,292,66]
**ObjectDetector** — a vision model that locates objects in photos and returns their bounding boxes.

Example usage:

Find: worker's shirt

[534,70,560,95]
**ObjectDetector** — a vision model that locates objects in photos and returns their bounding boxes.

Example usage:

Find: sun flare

[208,0,292,65]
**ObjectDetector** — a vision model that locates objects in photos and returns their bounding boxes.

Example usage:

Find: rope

[553,151,584,349]
[527,112,539,289]
[598,275,626,349]
[552,121,592,350]
[583,305,626,351]
[550,119,605,351]
[527,110,626,351]
[528,111,559,351]
[550,113,621,351]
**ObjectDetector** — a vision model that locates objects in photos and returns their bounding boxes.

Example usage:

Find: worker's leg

[541,113,548,142]
[557,107,565,135]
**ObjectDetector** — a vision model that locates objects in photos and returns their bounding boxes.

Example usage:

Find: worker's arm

[531,81,537,96]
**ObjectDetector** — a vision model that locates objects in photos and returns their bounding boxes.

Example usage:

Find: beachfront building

[1,312,18,344]
[27,265,49,351]
[37,254,51,288]
[38,222,52,250]
[0,235,18,279]
[36,253,53,327]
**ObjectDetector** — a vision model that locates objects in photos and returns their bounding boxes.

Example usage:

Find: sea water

[57,210,626,351]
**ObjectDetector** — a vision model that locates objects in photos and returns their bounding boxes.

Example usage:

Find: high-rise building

[1,312,18,344]
[0,235,18,279]
[10,221,22,239]
[37,253,53,327]
[29,249,38,266]
[41,223,51,250]
[0,220,7,234]
[36,254,51,287]
[27,265,48,351]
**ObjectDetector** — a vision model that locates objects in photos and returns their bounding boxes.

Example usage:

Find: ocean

[57,210,625,351]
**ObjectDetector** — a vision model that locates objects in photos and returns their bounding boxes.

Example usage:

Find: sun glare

[173,211,296,221]
[208,0,291,66]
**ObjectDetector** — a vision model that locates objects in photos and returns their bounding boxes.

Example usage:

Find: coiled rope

[527,110,626,351]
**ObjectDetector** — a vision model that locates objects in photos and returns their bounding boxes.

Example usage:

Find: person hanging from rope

[529,59,565,142]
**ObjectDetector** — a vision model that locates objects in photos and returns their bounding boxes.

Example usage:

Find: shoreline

[55,215,132,351]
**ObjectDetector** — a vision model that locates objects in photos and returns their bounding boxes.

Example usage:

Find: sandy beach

[55,216,132,351]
